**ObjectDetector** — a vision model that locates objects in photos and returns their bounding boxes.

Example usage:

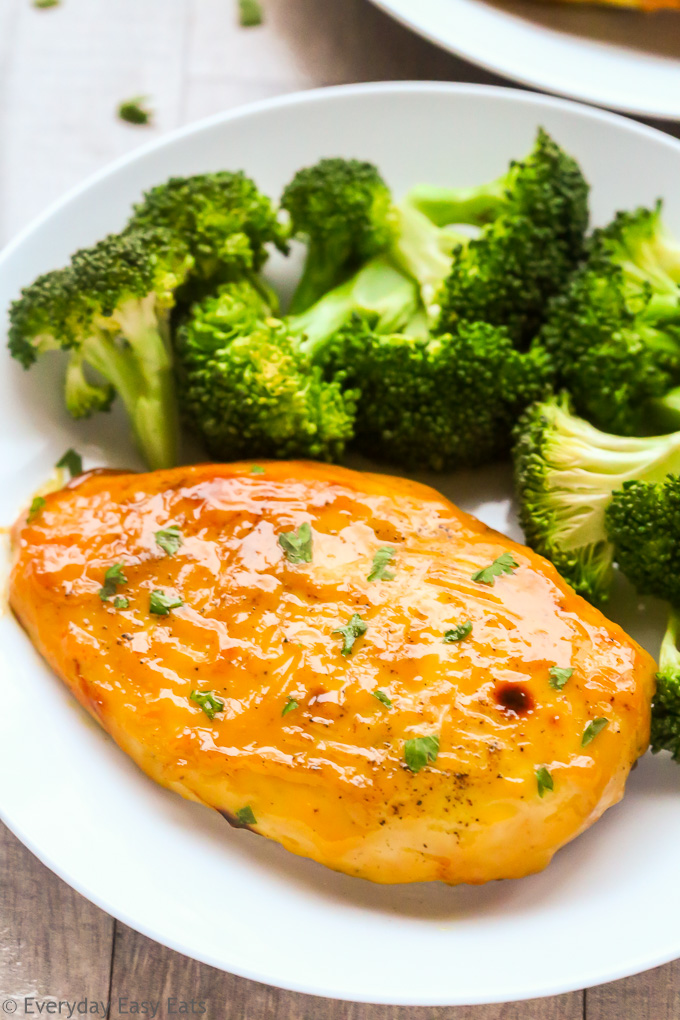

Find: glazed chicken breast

[9,461,655,885]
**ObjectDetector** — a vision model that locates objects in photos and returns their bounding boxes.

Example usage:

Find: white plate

[0,83,679,1007]
[371,0,680,121]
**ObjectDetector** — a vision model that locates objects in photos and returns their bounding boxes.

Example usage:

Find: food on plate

[543,0,679,10]
[513,394,680,603]
[9,461,655,884]
[538,203,680,437]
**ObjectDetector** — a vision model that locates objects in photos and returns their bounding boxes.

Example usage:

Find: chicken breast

[9,461,655,885]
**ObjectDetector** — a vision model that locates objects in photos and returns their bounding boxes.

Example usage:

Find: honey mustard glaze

[9,461,655,884]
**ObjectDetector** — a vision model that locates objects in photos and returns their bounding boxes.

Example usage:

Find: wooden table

[1,1,679,1015]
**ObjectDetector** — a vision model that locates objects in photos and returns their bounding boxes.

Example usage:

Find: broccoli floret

[421,129,588,345]
[605,475,680,603]
[650,610,680,761]
[175,281,358,461]
[513,394,680,603]
[540,204,680,435]
[8,228,192,469]
[281,159,398,314]
[320,315,552,471]
[128,171,287,289]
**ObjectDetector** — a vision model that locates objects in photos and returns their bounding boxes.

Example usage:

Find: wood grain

[0,0,678,1015]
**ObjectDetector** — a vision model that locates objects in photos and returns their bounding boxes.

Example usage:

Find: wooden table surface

[1,1,679,1016]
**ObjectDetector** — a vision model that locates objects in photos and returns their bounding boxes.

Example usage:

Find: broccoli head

[128,171,287,288]
[281,158,397,314]
[9,227,193,469]
[175,281,357,462]
[540,204,680,435]
[321,315,552,471]
[513,395,680,603]
[411,129,589,345]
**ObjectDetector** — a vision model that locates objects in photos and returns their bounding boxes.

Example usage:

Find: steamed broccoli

[282,158,398,314]
[320,315,552,471]
[604,476,680,759]
[9,228,193,469]
[513,394,680,603]
[128,171,288,290]
[175,280,358,461]
[281,156,467,324]
[412,129,589,345]
[540,204,680,435]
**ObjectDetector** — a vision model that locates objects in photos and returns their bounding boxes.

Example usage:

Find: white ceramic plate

[371,0,680,121]
[0,83,679,1007]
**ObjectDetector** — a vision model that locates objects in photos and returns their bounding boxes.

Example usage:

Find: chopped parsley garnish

[367,546,396,582]
[99,563,127,601]
[582,717,609,747]
[149,589,183,616]
[235,805,257,826]
[333,613,368,656]
[250,465,265,474]
[444,621,472,643]
[34,0,60,8]
[155,526,183,556]
[113,596,129,610]
[27,495,46,523]
[278,522,313,564]
[282,696,299,716]
[56,448,82,477]
[117,96,153,126]
[190,689,225,719]
[404,735,440,774]
[471,552,519,586]
[372,689,392,708]
[536,766,553,797]
[549,666,573,690]
[238,0,263,26]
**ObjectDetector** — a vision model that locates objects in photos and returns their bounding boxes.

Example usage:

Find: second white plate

[371,0,680,121]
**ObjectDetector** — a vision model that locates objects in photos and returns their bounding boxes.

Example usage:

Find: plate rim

[2,80,680,1006]
[369,0,680,122]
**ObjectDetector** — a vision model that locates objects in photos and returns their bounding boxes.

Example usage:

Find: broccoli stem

[290,258,421,361]
[390,204,466,321]
[81,296,179,469]
[288,256,347,317]
[404,178,508,228]
[648,387,680,434]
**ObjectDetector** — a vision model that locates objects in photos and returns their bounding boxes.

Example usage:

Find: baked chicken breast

[10,461,655,885]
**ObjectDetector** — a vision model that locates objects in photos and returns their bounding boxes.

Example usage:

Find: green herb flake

[56,448,82,478]
[333,613,368,657]
[471,551,519,586]
[444,621,472,643]
[367,546,396,582]
[404,734,440,774]
[155,526,183,556]
[33,0,60,8]
[113,596,129,610]
[235,805,257,826]
[282,696,299,717]
[549,666,573,691]
[149,589,183,616]
[238,0,263,26]
[372,689,392,708]
[190,689,225,720]
[582,717,609,747]
[117,96,153,126]
[27,495,46,523]
[250,465,266,474]
[278,522,313,564]
[536,766,554,797]
[99,563,128,601]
